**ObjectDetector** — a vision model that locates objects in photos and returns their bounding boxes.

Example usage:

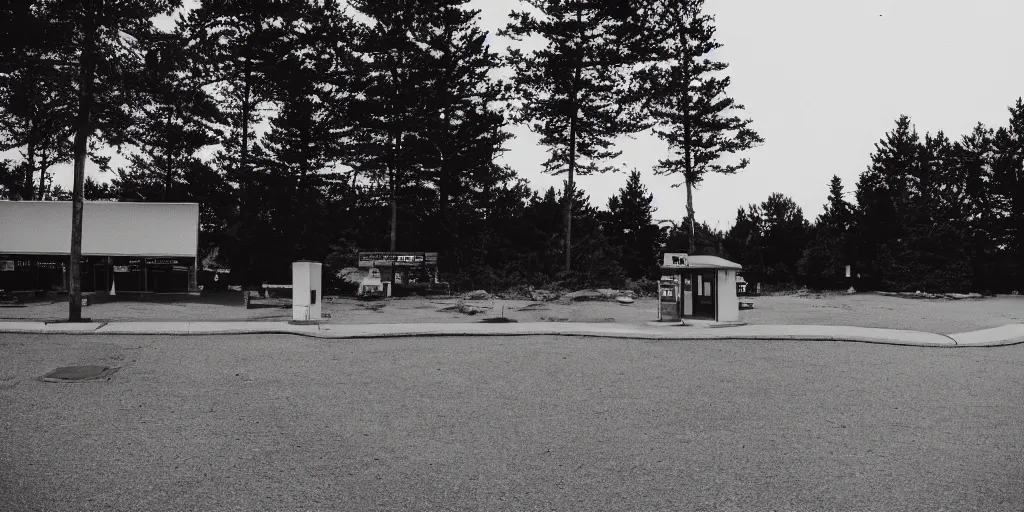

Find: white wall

[0,201,198,257]
[717,270,739,322]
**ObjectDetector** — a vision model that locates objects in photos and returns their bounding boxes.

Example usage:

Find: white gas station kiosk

[658,253,742,323]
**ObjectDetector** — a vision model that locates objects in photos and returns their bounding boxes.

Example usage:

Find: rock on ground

[562,289,636,302]
[464,290,490,300]
[529,290,559,302]
[440,301,491,315]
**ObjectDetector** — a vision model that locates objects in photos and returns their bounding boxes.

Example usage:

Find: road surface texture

[2,333,1022,511]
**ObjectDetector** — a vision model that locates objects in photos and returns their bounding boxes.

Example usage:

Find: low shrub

[624,278,659,298]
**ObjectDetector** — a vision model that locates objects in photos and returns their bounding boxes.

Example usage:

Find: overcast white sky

[49,0,1024,231]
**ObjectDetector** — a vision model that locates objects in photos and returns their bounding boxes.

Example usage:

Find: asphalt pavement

[2,333,1023,511]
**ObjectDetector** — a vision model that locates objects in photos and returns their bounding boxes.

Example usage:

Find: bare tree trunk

[1015,193,1024,292]
[389,195,398,252]
[163,108,174,201]
[565,121,577,271]
[565,6,583,272]
[297,119,311,257]
[686,178,696,254]
[240,62,252,196]
[237,61,254,284]
[438,28,454,252]
[437,148,449,250]
[677,5,696,255]
[22,140,36,200]
[438,122,450,252]
[389,133,400,252]
[69,21,97,322]
[37,159,48,200]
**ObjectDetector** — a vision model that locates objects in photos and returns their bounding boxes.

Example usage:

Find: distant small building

[658,253,742,322]
[356,252,448,296]
[0,201,199,294]
[199,246,234,292]
[357,267,385,298]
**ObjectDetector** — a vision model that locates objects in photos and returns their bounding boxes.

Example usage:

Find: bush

[329,280,359,297]
[759,282,803,295]
[624,278,659,297]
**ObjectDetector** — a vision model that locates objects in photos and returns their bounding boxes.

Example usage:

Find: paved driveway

[1,334,1022,511]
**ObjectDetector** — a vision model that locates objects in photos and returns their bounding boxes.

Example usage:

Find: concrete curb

[947,324,1024,347]
[2,321,1023,348]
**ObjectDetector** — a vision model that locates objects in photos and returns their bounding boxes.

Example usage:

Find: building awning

[0,201,199,257]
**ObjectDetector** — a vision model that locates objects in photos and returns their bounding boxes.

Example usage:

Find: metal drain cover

[39,365,119,383]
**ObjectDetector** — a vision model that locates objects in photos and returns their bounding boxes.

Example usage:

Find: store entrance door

[93,264,110,294]
[148,267,171,292]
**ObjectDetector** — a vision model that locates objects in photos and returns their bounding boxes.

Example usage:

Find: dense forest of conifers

[2,1,1022,295]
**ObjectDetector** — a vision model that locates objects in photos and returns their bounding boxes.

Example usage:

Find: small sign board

[358,252,438,268]
[129,258,187,266]
[1,260,13,272]
[662,253,689,267]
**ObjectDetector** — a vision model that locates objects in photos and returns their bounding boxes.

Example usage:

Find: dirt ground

[1,291,1021,334]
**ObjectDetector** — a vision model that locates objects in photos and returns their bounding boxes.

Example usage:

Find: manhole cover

[39,365,119,383]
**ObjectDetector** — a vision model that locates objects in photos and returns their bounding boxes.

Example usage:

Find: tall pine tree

[854,115,920,288]
[119,24,223,203]
[415,1,510,260]
[639,0,763,254]
[798,176,854,288]
[502,0,644,271]
[114,19,231,257]
[990,99,1024,292]
[348,0,436,252]
[256,0,359,273]
[603,170,660,279]
[902,131,972,291]
[0,1,73,200]
[954,123,998,291]
[24,0,182,320]
[185,0,299,283]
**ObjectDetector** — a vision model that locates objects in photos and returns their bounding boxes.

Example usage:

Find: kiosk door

[693,271,716,318]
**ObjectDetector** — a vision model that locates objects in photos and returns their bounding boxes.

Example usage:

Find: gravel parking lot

[2,333,1023,511]
[2,291,1022,334]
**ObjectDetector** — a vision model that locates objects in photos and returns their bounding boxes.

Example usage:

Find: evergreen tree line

[700,106,1024,294]
[2,0,764,300]
[2,1,1020,298]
